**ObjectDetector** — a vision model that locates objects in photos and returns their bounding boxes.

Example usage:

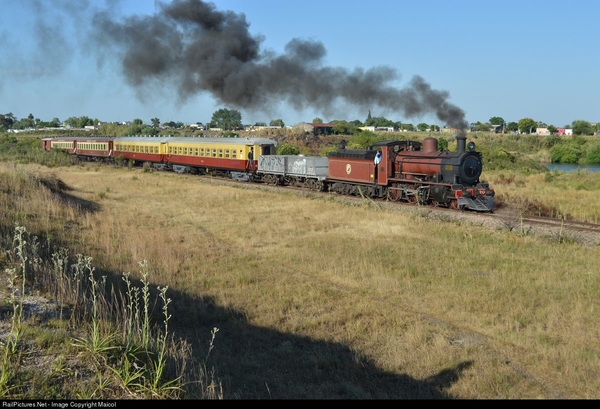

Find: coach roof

[114,136,277,145]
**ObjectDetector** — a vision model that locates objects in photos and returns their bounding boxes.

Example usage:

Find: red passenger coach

[41,137,114,161]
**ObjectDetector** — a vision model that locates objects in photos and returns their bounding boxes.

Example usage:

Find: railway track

[180,170,600,245]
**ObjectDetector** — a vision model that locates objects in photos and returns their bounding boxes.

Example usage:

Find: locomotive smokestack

[456,134,466,153]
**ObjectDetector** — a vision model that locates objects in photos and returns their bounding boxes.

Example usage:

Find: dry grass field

[1,160,600,399]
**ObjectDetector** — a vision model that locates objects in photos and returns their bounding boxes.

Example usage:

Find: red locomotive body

[326,137,494,211]
[327,156,375,184]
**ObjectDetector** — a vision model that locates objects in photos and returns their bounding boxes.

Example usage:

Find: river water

[541,163,600,172]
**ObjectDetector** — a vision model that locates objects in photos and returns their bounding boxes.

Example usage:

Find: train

[41,134,495,212]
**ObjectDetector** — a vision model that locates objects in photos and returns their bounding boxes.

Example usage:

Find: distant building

[293,122,335,135]
[491,124,504,133]
[557,128,573,136]
[536,127,550,136]
[359,126,395,132]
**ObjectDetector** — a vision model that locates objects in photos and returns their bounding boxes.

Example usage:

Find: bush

[583,142,600,165]
[550,142,582,164]
[349,131,380,149]
[277,143,300,155]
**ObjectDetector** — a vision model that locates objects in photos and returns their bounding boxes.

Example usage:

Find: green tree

[518,118,537,134]
[0,112,16,130]
[417,123,428,132]
[476,123,491,132]
[128,123,144,135]
[506,122,519,132]
[269,119,285,127]
[547,125,557,134]
[99,122,123,136]
[254,122,266,127]
[332,120,355,135]
[63,116,95,128]
[211,108,242,130]
[312,117,323,124]
[63,116,78,128]
[132,118,143,126]
[20,116,35,128]
[489,117,505,126]
[571,120,594,135]
[365,116,394,128]
[151,118,160,128]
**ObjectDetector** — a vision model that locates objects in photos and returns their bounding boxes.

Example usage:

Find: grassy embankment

[0,133,600,399]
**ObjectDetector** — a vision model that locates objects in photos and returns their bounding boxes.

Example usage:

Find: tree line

[1,109,598,136]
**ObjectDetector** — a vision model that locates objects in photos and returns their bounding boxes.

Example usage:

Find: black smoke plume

[91,0,467,130]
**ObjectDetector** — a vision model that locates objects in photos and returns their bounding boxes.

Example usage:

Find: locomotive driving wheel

[408,194,418,204]
[388,184,401,201]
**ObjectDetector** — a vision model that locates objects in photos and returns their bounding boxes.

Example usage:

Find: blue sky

[1,0,598,128]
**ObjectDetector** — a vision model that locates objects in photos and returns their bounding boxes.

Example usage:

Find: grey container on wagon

[258,155,329,180]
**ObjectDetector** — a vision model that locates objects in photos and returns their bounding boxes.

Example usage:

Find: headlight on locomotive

[459,153,483,185]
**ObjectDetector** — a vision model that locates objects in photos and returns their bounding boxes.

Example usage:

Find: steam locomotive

[41,134,494,212]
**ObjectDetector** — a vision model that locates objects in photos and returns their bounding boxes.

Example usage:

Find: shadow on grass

[166,290,473,399]
[37,175,101,213]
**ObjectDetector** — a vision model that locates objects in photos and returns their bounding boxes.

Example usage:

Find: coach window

[178,147,182,155]
[225,149,230,158]
[218,149,223,158]
[199,148,204,156]
[232,149,237,158]
[168,147,173,154]
[212,149,216,157]
[184,147,188,155]
[194,148,199,156]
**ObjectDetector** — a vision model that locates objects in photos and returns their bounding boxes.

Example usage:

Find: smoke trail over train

[16,0,468,131]
[88,0,467,130]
